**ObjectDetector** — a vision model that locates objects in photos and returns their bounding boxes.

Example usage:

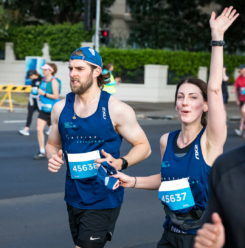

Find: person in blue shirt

[112,6,238,248]
[34,63,61,160]
[45,47,151,248]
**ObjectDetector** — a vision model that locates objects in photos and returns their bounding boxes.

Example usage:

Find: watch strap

[210,40,225,46]
[120,157,128,170]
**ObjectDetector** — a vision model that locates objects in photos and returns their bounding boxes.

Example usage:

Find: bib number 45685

[161,193,186,203]
[73,163,97,172]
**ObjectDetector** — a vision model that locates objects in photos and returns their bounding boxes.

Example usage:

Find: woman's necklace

[180,127,202,146]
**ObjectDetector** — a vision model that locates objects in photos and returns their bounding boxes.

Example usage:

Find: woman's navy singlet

[161,127,210,234]
[58,90,124,209]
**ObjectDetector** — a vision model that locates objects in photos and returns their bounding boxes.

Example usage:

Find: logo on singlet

[195,144,199,160]
[102,107,106,120]
[162,161,170,167]
[64,122,76,128]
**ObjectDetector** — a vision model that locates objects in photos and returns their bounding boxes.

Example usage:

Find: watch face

[121,158,128,170]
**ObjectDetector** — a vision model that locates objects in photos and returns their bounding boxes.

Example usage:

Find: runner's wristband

[210,40,225,46]
[133,177,137,188]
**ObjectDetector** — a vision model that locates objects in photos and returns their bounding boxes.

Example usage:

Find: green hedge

[100,48,245,83]
[3,25,245,83]
[7,22,93,61]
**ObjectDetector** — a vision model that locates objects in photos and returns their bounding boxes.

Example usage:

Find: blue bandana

[96,162,119,190]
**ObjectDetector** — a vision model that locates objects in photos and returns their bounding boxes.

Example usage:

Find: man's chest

[74,102,99,118]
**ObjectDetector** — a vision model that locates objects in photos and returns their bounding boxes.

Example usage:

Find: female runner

[113,6,239,248]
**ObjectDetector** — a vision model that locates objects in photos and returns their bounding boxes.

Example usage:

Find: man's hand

[48,149,64,172]
[194,213,225,248]
[94,149,123,170]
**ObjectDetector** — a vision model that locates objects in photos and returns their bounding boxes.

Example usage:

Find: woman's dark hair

[71,49,110,89]
[174,77,208,126]
[105,63,113,71]
[27,69,40,78]
[47,63,57,75]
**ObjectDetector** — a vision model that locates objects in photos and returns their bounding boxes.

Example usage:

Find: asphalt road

[0,110,244,248]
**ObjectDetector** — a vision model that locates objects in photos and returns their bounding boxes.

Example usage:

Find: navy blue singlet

[161,127,210,234]
[58,90,124,209]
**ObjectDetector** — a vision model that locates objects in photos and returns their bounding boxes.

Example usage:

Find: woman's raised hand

[210,6,239,39]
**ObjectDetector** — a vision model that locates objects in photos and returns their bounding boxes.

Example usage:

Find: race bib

[158,178,195,211]
[40,103,52,113]
[241,87,245,95]
[67,150,101,179]
[31,87,38,95]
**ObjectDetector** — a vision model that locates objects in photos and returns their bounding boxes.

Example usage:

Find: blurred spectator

[232,64,245,136]
[222,64,229,122]
[19,70,51,136]
[102,63,121,95]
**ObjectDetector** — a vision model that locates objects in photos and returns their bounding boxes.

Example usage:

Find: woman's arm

[206,7,239,148]
[38,79,60,100]
[113,172,161,190]
[45,79,59,100]
[112,133,169,190]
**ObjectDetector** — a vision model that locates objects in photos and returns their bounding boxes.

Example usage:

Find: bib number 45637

[161,193,186,203]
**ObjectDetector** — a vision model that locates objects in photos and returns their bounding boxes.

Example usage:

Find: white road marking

[4,120,26,123]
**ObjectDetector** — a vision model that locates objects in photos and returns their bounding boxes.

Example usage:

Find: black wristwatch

[210,40,225,46]
[120,157,128,170]
[44,93,47,97]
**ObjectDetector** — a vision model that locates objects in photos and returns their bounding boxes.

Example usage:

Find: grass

[0,92,29,105]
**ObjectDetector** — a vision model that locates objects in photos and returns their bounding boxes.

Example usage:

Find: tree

[127,0,245,53]
[127,0,213,51]
[213,0,245,54]
[2,0,115,26]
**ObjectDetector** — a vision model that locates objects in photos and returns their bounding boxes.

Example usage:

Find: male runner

[46,47,151,248]
[194,144,245,248]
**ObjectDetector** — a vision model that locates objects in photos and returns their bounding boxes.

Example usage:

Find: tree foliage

[0,5,10,40]
[213,0,245,53]
[7,22,93,61]
[127,0,211,51]
[127,0,245,54]
[2,0,115,26]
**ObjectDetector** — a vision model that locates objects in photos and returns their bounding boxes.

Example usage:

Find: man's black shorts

[38,110,51,126]
[67,204,121,248]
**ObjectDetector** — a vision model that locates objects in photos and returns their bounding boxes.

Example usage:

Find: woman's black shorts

[38,110,51,126]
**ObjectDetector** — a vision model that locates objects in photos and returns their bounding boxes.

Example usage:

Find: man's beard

[70,73,93,95]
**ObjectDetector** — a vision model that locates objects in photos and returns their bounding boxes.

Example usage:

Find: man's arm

[195,156,225,248]
[46,99,66,172]
[95,96,151,170]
